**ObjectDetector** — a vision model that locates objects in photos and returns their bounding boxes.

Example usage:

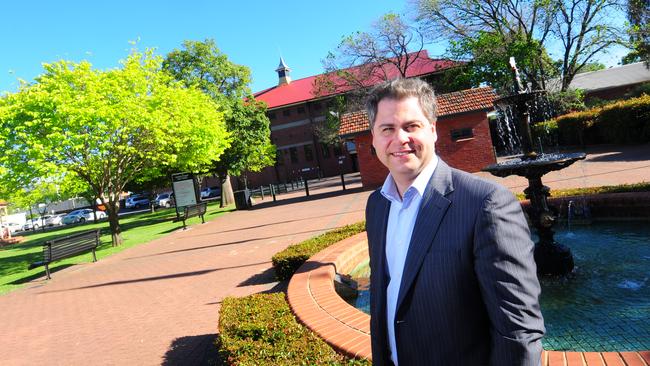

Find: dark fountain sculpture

[483,58,586,276]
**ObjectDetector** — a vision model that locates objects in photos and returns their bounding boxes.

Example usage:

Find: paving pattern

[0,143,648,365]
[0,177,369,366]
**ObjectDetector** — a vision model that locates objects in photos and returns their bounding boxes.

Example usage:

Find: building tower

[276,57,291,86]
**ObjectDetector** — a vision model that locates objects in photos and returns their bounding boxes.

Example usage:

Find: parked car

[62,209,107,225]
[200,186,221,199]
[125,194,150,209]
[154,192,174,208]
[23,217,42,231]
[45,213,66,227]
[1,222,22,234]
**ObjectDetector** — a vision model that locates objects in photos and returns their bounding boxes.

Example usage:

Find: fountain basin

[348,222,650,352]
[483,152,587,178]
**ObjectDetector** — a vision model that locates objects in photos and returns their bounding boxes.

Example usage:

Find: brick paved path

[0,177,369,366]
[0,144,647,365]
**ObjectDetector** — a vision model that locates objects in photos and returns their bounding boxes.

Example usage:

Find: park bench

[175,202,207,229]
[28,229,100,279]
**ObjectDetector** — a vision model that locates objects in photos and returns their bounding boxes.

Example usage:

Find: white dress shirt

[379,155,439,365]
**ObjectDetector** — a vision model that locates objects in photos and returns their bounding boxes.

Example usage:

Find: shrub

[596,94,650,143]
[217,293,369,366]
[272,221,365,281]
[555,109,599,146]
[515,182,650,200]
[543,94,650,146]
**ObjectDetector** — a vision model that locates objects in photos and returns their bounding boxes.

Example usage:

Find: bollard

[271,184,276,202]
[304,177,310,196]
[340,173,346,191]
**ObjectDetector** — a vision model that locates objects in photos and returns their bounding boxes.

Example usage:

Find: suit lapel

[396,161,454,312]
[374,194,391,301]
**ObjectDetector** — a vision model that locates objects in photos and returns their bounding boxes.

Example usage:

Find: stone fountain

[483,58,586,276]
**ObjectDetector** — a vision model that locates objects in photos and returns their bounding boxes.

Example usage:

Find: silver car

[62,209,107,225]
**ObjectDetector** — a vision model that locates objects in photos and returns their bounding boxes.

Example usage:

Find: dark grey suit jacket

[366,160,544,366]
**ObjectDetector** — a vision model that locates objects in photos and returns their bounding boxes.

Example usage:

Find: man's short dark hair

[365,78,437,130]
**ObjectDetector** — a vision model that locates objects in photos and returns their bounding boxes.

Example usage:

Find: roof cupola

[276,57,291,86]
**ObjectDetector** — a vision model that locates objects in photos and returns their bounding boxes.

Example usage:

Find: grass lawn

[0,202,234,295]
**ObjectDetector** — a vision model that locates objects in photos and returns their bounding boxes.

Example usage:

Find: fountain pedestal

[483,57,586,276]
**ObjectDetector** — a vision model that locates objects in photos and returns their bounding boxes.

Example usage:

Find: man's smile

[391,149,415,157]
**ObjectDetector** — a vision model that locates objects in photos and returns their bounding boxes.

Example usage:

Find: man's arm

[473,185,545,366]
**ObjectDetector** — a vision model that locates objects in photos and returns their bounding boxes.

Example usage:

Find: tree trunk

[105,201,123,246]
[220,174,235,208]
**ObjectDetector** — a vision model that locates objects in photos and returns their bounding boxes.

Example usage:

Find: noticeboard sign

[171,173,198,209]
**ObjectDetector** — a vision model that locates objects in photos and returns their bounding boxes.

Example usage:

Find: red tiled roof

[254,50,459,109]
[339,87,497,136]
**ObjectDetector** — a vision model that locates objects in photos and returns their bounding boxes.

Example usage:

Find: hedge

[217,293,370,366]
[271,221,366,281]
[533,94,650,146]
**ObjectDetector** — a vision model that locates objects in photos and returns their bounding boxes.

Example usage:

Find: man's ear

[431,122,438,143]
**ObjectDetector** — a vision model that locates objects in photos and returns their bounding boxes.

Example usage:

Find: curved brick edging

[287,232,371,360]
[287,232,650,365]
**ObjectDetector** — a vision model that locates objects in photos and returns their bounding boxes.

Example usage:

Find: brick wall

[355,134,389,189]
[436,111,496,172]
[354,110,496,189]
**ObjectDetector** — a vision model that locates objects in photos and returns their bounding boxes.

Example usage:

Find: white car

[1,222,22,234]
[23,218,40,231]
[45,214,66,227]
[62,209,107,224]
[154,192,174,208]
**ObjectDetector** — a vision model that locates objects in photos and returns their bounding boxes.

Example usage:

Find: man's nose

[396,128,411,144]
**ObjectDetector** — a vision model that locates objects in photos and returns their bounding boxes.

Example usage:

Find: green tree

[0,49,230,245]
[448,31,558,93]
[626,0,649,66]
[163,39,275,207]
[414,0,625,91]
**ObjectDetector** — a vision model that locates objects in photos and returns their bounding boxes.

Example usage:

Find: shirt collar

[380,154,439,203]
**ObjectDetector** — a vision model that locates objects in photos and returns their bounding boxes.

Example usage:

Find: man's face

[371,96,437,188]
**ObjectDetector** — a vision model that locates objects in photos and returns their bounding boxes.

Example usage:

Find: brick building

[246,51,460,187]
[339,87,498,188]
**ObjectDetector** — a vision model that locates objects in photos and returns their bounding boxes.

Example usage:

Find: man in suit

[365,78,545,365]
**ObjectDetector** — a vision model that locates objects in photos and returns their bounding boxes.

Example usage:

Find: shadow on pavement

[207,209,364,235]
[128,228,334,259]
[237,267,277,287]
[163,334,222,366]
[38,261,271,293]
[249,186,367,211]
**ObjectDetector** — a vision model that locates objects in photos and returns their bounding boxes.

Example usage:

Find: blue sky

[0,0,413,94]
[0,1,629,95]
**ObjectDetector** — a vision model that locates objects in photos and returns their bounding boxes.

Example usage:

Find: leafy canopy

[163,39,275,181]
[0,49,230,244]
